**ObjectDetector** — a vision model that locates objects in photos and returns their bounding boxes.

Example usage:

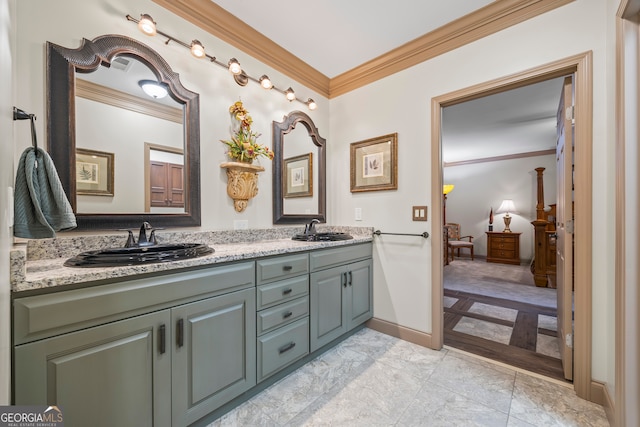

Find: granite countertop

[10,226,374,293]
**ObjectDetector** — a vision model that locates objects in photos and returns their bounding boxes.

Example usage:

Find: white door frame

[430,52,593,400]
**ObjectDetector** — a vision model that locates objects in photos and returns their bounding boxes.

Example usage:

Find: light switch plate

[412,205,427,221]
[355,207,362,221]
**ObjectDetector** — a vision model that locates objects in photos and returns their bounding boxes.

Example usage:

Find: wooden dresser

[486,231,521,265]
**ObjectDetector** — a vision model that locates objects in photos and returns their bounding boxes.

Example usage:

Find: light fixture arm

[126,14,315,109]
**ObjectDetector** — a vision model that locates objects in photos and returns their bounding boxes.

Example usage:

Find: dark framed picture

[76,148,114,196]
[350,133,398,192]
[283,153,313,198]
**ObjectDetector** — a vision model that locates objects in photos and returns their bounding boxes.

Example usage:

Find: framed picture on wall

[76,148,114,196]
[283,153,313,198]
[350,133,398,192]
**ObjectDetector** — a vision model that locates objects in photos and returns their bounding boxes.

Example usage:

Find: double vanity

[10,226,373,426]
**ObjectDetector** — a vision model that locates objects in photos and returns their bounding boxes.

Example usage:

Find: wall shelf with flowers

[220,101,273,212]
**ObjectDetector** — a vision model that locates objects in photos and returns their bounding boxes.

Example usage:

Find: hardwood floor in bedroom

[443,258,568,383]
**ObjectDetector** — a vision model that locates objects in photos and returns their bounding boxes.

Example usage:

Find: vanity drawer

[256,275,309,309]
[256,253,309,285]
[257,317,309,382]
[310,243,372,272]
[257,296,309,335]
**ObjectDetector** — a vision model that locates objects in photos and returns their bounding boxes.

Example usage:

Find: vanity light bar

[126,14,317,110]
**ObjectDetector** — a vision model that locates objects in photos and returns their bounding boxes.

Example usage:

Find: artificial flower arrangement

[220,101,274,163]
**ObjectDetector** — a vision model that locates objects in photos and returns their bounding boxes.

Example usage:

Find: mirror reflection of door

[74,55,185,214]
[282,124,319,215]
[145,143,185,213]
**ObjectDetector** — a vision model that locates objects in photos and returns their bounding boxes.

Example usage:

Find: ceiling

[209,1,564,162]
[211,0,494,78]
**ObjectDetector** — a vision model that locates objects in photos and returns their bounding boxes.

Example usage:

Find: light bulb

[190,40,205,58]
[259,75,273,89]
[138,14,156,36]
[228,58,241,75]
[285,87,295,101]
[307,98,317,110]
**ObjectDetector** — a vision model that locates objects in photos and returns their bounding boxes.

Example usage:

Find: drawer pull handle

[282,288,293,295]
[278,342,296,354]
[159,324,166,355]
[348,271,353,286]
[283,311,293,319]
[343,272,348,288]
[283,265,293,271]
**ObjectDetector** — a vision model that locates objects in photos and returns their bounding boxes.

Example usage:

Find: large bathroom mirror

[47,34,201,230]
[272,111,326,224]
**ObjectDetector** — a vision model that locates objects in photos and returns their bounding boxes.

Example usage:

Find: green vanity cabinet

[14,309,172,427]
[13,261,256,427]
[256,253,310,382]
[171,287,256,426]
[310,244,373,352]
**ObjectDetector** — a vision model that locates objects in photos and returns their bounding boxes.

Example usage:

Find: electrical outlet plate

[355,207,362,221]
[233,220,248,230]
[412,206,427,221]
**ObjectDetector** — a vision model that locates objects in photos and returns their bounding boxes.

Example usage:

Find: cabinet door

[346,258,373,329]
[171,288,256,427]
[310,265,347,352]
[14,310,171,427]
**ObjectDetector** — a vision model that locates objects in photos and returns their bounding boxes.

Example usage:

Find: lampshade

[138,80,168,99]
[496,199,517,214]
[443,184,455,195]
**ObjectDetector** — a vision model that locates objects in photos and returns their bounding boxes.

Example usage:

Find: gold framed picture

[350,133,398,192]
[76,148,114,196]
[283,153,313,198]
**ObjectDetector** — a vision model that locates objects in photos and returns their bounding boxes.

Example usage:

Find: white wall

[444,154,557,261]
[329,0,614,389]
[0,0,14,404]
[14,0,329,232]
[75,97,183,213]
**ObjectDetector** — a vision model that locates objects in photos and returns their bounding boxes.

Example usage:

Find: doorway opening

[430,52,593,399]
[440,76,570,382]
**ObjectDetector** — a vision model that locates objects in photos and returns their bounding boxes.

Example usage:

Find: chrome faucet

[123,222,158,247]
[304,219,321,236]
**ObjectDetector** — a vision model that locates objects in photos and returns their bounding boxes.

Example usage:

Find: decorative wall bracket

[220,162,265,212]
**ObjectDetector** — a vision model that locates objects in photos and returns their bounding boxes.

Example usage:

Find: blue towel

[14,147,77,238]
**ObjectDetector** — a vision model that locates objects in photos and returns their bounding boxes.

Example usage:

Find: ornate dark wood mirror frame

[47,34,201,230]
[272,111,326,224]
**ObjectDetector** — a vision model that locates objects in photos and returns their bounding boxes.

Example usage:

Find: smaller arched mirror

[272,111,326,224]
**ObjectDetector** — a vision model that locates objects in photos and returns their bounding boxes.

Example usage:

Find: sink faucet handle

[122,230,136,248]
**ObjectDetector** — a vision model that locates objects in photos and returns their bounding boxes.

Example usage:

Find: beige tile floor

[208,328,609,426]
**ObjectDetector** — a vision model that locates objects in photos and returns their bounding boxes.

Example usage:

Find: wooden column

[531,167,550,287]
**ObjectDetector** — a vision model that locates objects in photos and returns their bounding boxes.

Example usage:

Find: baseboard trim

[366,318,434,349]
[591,380,615,425]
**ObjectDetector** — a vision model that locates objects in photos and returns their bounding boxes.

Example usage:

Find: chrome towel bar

[373,230,429,238]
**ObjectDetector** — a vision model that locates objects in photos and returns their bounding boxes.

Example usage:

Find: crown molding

[444,149,556,168]
[330,0,574,97]
[153,0,574,99]
[76,79,183,123]
[151,0,330,97]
